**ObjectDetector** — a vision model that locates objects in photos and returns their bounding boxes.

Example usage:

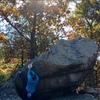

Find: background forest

[0,0,100,89]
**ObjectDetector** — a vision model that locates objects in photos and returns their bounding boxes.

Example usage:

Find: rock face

[14,37,98,100]
[51,94,96,100]
[79,87,99,97]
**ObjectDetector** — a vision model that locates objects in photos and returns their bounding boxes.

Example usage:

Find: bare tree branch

[0,9,30,42]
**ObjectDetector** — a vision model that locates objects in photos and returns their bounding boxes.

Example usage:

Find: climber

[26,63,39,100]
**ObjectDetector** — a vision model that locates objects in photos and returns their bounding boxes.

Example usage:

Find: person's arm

[28,63,36,80]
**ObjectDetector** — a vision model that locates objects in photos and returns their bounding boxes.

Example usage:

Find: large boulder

[79,87,99,97]
[51,94,96,100]
[14,37,98,100]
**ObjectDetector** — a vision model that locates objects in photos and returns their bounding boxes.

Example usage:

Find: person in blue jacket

[26,63,39,100]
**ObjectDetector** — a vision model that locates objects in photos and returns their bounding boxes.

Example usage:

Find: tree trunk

[31,12,36,59]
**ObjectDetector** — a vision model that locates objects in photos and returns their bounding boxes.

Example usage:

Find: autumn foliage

[0,34,7,43]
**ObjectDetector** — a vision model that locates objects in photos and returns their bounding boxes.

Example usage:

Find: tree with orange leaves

[0,0,72,60]
[0,34,7,43]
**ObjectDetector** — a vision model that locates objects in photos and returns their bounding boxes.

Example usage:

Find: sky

[68,2,76,11]
[97,56,100,61]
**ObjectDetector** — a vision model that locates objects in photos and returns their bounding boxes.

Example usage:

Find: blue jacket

[26,69,39,93]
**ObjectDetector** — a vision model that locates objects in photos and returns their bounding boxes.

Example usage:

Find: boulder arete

[14,37,98,100]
